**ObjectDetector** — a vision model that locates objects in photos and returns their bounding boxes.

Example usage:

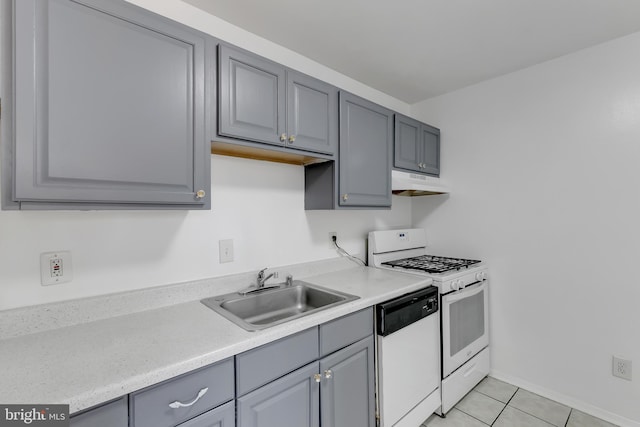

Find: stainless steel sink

[201,281,359,331]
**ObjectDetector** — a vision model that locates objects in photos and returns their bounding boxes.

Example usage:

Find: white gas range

[369,228,491,417]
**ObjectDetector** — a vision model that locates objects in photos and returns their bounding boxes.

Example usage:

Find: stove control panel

[442,268,488,293]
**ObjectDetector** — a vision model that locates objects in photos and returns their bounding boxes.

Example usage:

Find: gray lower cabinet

[395,113,440,176]
[69,309,375,427]
[237,362,321,427]
[218,44,337,157]
[178,401,235,427]
[70,397,128,427]
[130,357,234,427]
[236,308,375,427]
[5,0,212,210]
[319,336,375,427]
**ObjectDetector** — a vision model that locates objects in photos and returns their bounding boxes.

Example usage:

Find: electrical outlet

[40,251,73,285]
[329,232,337,242]
[613,356,632,381]
[219,239,234,263]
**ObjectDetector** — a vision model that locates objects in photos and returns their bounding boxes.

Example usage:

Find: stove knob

[458,280,466,289]
[476,272,484,281]
[450,280,459,291]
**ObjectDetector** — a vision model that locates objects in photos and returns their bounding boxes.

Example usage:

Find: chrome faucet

[256,268,276,288]
[237,268,279,295]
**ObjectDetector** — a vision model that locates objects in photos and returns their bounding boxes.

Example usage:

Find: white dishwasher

[376,286,441,427]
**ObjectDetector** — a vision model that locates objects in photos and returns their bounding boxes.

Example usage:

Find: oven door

[441,280,489,378]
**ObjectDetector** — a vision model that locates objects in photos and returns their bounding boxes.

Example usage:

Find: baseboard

[490,369,639,427]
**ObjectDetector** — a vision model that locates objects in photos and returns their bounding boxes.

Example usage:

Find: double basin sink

[201,281,359,331]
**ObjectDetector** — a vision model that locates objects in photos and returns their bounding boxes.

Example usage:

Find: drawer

[319,307,373,356]
[177,401,235,427]
[441,347,490,414]
[236,327,319,396]
[70,397,128,427]
[130,358,234,427]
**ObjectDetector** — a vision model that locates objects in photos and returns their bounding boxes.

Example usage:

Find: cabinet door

[177,401,235,427]
[286,71,337,156]
[12,0,210,207]
[237,362,320,427]
[421,124,441,176]
[319,336,375,427]
[70,397,128,427]
[339,92,392,207]
[394,114,422,172]
[219,45,286,146]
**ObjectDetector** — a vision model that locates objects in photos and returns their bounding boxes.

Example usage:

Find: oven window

[449,290,485,356]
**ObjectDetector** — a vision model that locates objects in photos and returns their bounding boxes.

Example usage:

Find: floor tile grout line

[564,408,573,427]
[455,390,505,426]
[508,389,572,427]
[490,386,519,426]
[451,406,492,426]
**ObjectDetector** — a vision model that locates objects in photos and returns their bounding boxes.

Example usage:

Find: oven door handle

[445,281,486,303]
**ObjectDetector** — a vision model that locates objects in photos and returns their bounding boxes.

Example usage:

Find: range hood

[391,170,450,196]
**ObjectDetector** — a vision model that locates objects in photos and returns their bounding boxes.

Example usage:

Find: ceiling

[184,0,640,104]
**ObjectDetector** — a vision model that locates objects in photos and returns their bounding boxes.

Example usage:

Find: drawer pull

[168,387,208,409]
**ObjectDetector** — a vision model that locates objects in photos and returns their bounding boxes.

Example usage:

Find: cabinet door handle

[280,133,288,142]
[195,190,206,199]
[324,369,333,379]
[342,194,348,201]
[313,373,322,383]
[288,135,296,144]
[168,387,208,409]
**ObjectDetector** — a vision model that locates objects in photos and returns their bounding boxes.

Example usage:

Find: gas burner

[382,255,481,274]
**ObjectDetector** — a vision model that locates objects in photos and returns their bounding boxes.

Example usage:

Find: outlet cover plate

[40,251,73,286]
[613,356,632,381]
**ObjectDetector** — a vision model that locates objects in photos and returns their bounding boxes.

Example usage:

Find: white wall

[411,32,640,425]
[0,154,412,310]
[0,0,413,311]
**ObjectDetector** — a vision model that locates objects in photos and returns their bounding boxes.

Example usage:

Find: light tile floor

[422,377,618,427]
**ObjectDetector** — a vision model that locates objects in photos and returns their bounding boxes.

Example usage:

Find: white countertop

[0,262,431,413]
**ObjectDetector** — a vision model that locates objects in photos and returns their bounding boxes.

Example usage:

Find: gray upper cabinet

[286,71,337,155]
[394,113,440,176]
[6,0,212,209]
[218,45,286,146]
[319,336,375,427]
[339,92,393,207]
[218,45,337,156]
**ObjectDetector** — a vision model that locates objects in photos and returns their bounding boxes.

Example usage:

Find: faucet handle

[257,267,268,279]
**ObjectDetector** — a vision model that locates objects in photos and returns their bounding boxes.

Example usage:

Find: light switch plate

[40,251,73,285]
[219,239,234,263]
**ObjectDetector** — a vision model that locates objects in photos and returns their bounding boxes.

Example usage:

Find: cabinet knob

[280,133,288,142]
[324,370,333,379]
[342,194,348,201]
[195,190,206,199]
[288,135,296,144]
[313,373,322,383]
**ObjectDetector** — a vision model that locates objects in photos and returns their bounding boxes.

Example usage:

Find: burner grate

[382,255,481,274]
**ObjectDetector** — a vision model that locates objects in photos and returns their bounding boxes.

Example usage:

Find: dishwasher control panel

[376,286,438,336]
